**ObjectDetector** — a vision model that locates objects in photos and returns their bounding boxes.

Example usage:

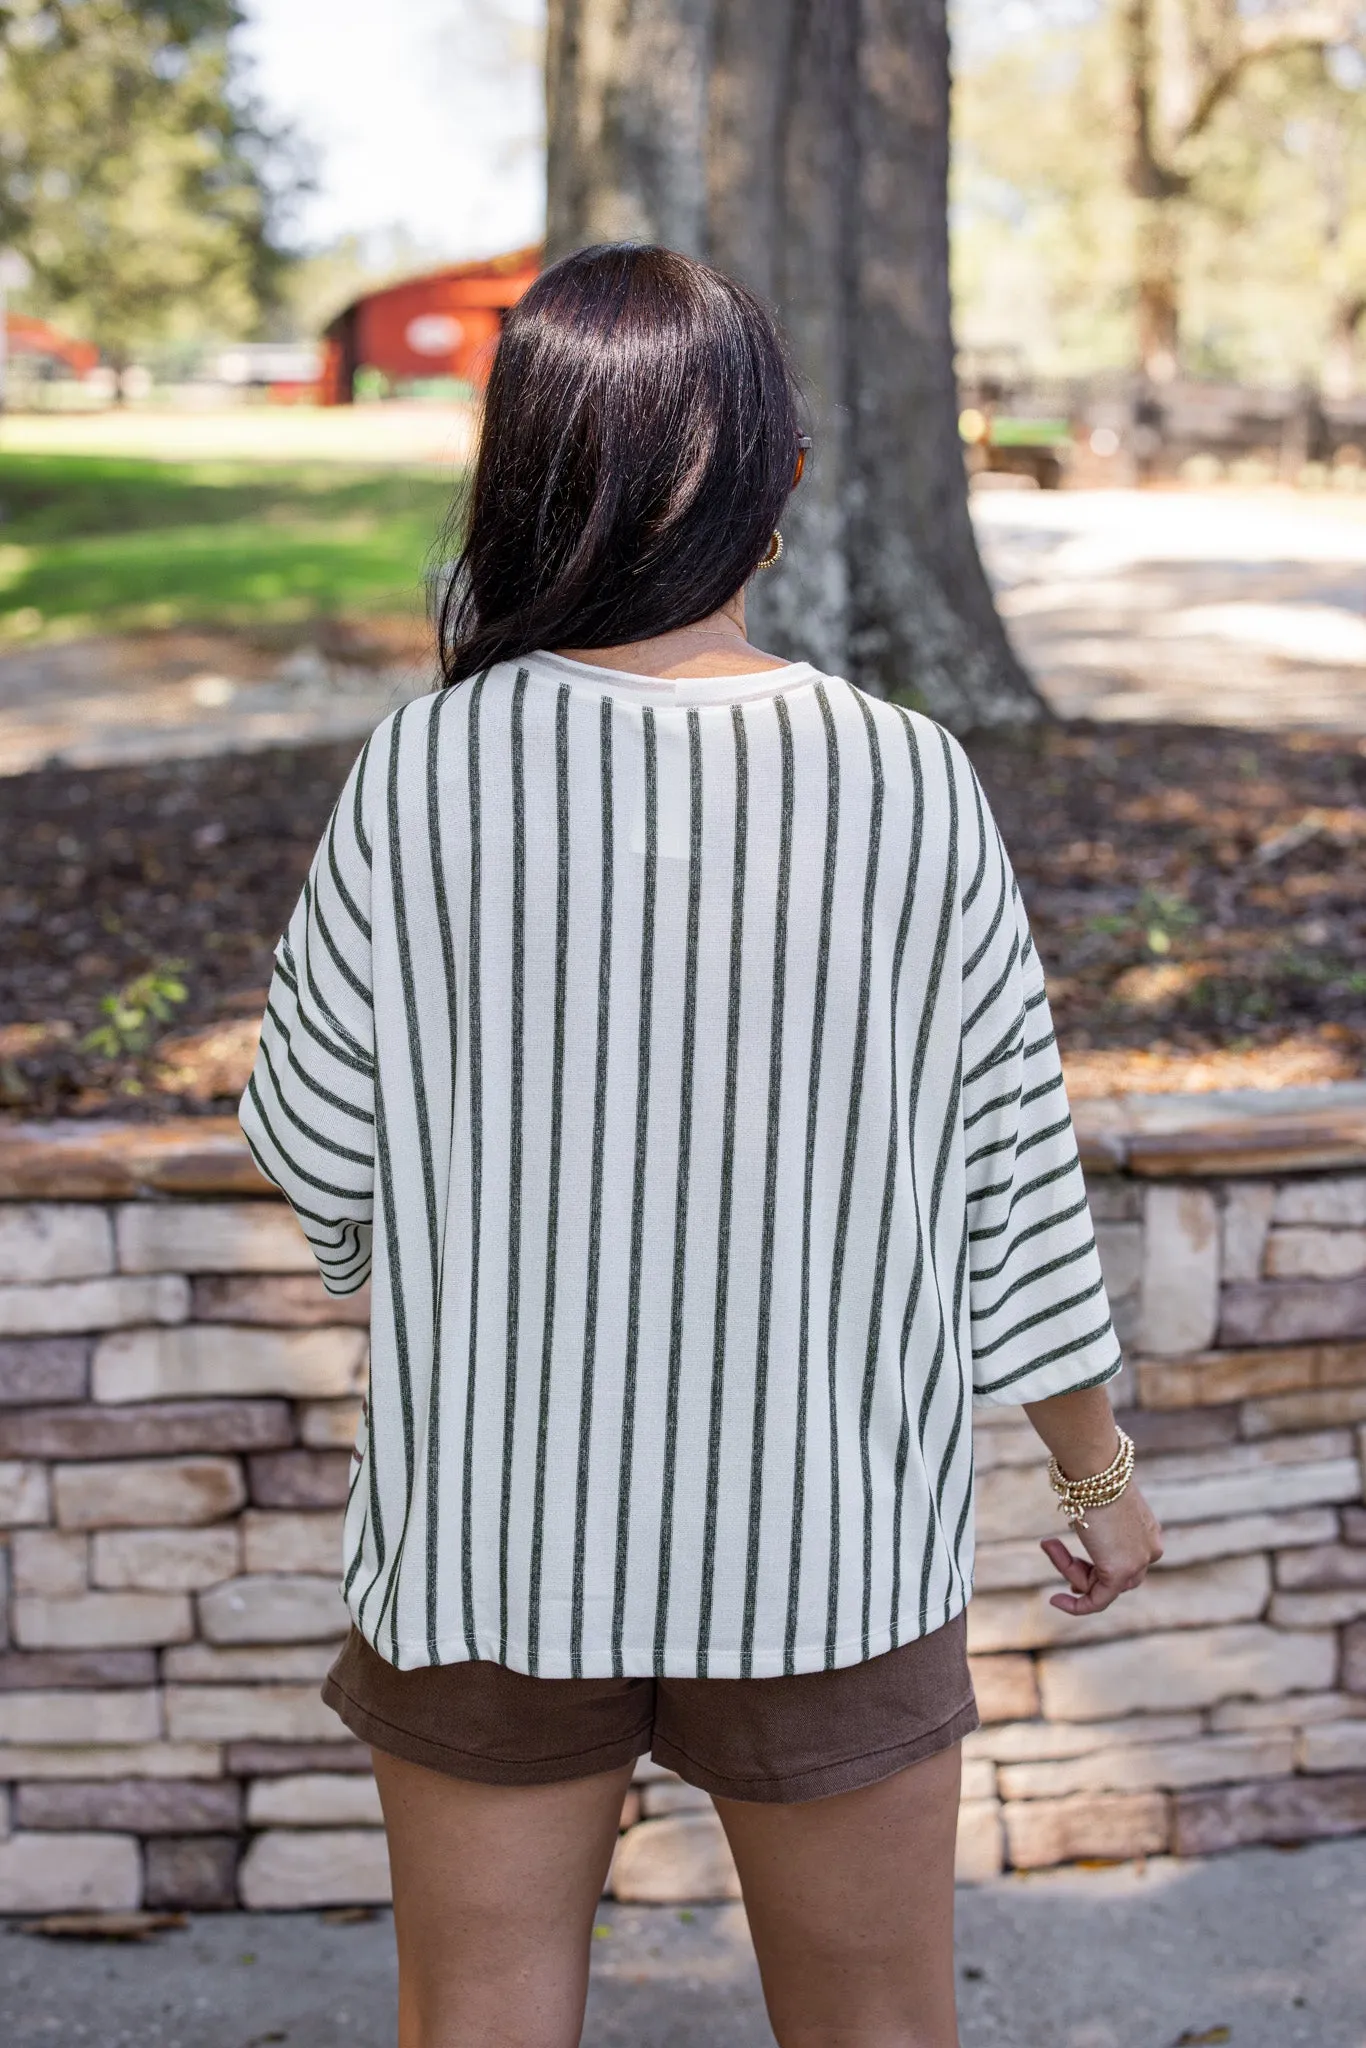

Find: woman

[241,243,1163,2048]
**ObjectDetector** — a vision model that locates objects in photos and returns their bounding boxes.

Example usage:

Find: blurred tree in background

[953,0,1366,387]
[547,0,1043,732]
[0,0,303,375]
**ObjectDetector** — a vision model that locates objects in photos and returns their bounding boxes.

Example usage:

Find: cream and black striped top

[240,651,1120,1678]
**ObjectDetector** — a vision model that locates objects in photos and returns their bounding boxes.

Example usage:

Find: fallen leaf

[1174,2028,1231,2046]
[24,1911,187,1942]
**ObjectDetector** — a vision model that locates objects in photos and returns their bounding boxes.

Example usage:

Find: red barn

[319,247,541,404]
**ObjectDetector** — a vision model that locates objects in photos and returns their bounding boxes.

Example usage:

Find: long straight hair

[437,243,802,685]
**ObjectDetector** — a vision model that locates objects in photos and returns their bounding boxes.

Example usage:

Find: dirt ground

[2,710,1363,1120]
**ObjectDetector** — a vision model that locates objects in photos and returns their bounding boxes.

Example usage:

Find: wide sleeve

[238,740,378,1296]
[954,755,1122,1406]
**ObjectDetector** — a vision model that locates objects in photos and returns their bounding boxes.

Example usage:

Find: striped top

[240,651,1120,1678]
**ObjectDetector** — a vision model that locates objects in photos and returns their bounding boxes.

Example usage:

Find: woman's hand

[1040,1483,1164,1616]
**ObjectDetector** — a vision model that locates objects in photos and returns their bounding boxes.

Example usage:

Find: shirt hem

[347,1586,971,1679]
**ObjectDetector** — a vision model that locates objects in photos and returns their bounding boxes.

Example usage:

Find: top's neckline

[529,648,822,706]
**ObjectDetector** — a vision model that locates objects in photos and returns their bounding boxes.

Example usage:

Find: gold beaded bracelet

[1047,1427,1135,1531]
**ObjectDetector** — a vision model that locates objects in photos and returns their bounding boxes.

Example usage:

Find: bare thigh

[372,1747,635,2048]
[715,1743,963,2048]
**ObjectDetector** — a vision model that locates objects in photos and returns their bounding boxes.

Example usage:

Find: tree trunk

[545,0,1042,731]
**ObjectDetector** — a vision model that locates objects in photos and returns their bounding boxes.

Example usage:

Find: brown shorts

[322,1612,977,1805]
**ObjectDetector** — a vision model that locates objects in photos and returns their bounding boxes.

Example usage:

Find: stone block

[144,1836,239,1910]
[1211,1691,1361,1732]
[298,1400,365,1451]
[11,1530,88,1597]
[610,1813,740,1904]
[14,1591,193,1650]
[997,1732,1293,1802]
[164,1643,339,1683]
[1139,1341,1366,1410]
[54,1456,245,1530]
[1122,1407,1241,1455]
[1143,1425,1355,1476]
[1346,1507,1366,1543]
[973,1418,1040,1474]
[1037,1624,1337,1721]
[973,1540,1056,1592]
[1242,1388,1366,1436]
[94,1323,366,1405]
[192,1274,370,1328]
[0,1206,113,1283]
[1085,1180,1141,1223]
[968,1654,1039,1724]
[955,1799,1003,1883]
[0,1689,161,1744]
[1221,1278,1366,1349]
[0,1399,293,1461]
[619,1789,641,1830]
[246,1773,382,1827]
[198,1575,346,1645]
[967,1556,1270,1656]
[1269,1589,1366,1627]
[0,1461,50,1527]
[0,1832,141,1911]
[964,1713,1203,1764]
[975,1465,1054,1545]
[1159,1508,1337,1571]
[239,1827,391,1909]
[247,1450,352,1509]
[1003,1792,1169,1870]
[1142,1455,1360,1527]
[1276,1544,1366,1591]
[0,1743,219,1781]
[117,1201,314,1276]
[1140,1185,1219,1356]
[960,1758,996,1801]
[0,1274,188,1338]
[1094,1223,1142,1303]
[91,1526,240,1592]
[0,1336,88,1405]
[1221,1183,1275,1283]
[1338,1615,1364,1689]
[0,1651,155,1690]
[17,1778,241,1832]
[1299,1722,1366,1772]
[639,1779,712,1817]
[165,1683,349,1744]
[1274,1177,1366,1227]
[1173,1772,1366,1855]
[1267,1228,1366,1281]
[225,1741,371,1776]
[241,1510,343,1577]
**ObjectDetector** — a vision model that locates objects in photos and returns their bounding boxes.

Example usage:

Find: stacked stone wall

[0,1108,1362,1910]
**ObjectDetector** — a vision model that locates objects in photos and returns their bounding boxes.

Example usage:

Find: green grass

[0,454,458,640]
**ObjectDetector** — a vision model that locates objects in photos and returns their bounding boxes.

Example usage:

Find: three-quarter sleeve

[239,741,378,1296]
[955,758,1121,1406]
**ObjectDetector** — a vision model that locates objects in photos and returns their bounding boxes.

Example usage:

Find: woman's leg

[714,1742,963,2048]
[372,1747,635,2048]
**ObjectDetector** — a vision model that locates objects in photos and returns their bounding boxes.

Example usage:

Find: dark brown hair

[438,243,802,685]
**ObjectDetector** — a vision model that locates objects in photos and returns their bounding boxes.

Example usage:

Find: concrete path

[5,485,1366,775]
[2,1837,1363,2047]
[973,484,1366,731]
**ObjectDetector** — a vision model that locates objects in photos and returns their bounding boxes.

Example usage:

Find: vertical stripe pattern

[242,654,1121,1678]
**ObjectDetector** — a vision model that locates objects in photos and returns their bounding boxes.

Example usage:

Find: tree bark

[545,0,1042,731]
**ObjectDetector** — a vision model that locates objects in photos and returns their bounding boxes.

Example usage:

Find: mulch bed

[1,716,1363,1120]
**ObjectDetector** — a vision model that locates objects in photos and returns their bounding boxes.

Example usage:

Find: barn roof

[323,246,542,334]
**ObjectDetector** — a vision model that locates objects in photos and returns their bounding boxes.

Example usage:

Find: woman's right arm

[1023,1384,1164,1615]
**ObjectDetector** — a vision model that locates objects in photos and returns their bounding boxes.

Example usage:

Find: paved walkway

[4,486,1366,776]
[2,1837,1363,2047]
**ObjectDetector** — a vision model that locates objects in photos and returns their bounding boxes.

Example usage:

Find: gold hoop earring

[756,530,784,571]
